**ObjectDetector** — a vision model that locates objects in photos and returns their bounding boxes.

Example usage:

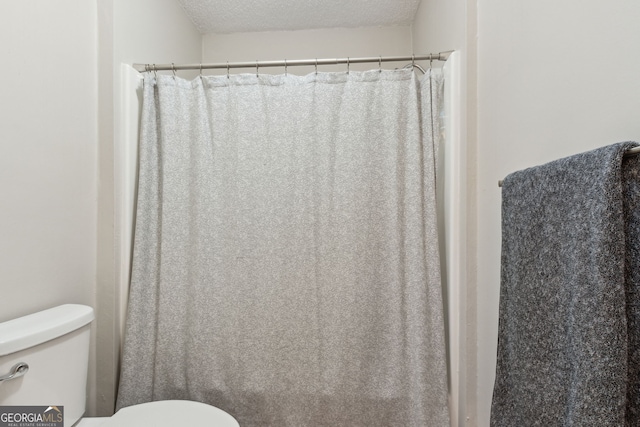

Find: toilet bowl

[77,400,239,426]
[0,305,239,427]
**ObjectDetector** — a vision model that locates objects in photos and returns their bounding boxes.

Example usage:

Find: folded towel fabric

[491,141,640,426]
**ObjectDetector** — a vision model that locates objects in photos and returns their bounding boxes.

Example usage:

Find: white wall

[0,1,97,317]
[96,0,201,415]
[412,0,466,56]
[0,1,97,321]
[476,1,640,425]
[202,26,412,74]
[0,0,98,409]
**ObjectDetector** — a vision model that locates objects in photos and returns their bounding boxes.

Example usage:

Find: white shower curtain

[117,68,449,426]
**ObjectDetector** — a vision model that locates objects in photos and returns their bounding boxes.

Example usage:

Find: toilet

[0,304,239,427]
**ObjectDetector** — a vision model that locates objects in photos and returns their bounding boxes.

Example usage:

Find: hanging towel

[491,141,640,426]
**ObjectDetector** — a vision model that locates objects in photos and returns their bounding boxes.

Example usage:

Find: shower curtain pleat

[117,69,449,427]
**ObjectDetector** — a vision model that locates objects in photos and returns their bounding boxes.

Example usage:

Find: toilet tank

[0,304,94,427]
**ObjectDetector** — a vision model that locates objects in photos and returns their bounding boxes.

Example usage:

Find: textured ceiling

[176,0,422,34]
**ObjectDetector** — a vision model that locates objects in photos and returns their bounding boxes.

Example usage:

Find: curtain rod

[132,51,453,73]
[497,145,640,187]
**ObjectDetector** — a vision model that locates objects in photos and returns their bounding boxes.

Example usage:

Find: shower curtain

[117,68,449,426]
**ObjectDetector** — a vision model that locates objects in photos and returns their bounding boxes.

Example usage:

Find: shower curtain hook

[256,60,259,78]
[315,58,318,75]
[379,56,382,73]
[412,54,415,68]
[347,57,350,74]
[199,63,203,77]
[284,59,287,76]
[152,64,157,78]
[171,63,176,79]
[429,54,434,70]
[226,61,230,79]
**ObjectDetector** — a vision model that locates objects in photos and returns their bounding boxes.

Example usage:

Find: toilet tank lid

[0,304,94,356]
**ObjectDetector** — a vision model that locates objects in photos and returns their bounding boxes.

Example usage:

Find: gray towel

[491,142,640,426]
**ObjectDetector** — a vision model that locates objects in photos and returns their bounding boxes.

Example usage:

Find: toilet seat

[99,400,239,427]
